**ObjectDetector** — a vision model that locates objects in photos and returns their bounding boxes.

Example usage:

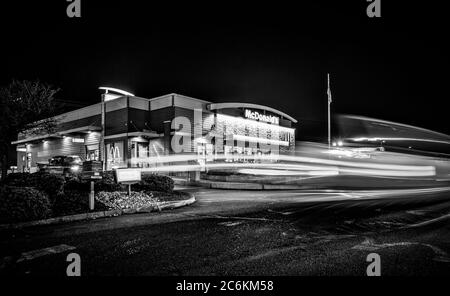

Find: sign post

[89,181,95,210]
[81,160,104,211]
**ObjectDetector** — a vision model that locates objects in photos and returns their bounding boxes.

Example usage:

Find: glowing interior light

[72,138,85,143]
[195,138,208,144]
[233,135,289,147]
[216,113,295,133]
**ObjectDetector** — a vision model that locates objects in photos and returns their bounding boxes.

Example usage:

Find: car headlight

[70,165,80,172]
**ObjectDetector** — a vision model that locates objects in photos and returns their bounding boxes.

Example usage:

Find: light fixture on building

[98,87,135,102]
[72,138,85,143]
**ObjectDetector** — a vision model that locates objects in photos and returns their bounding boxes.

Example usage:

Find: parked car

[38,155,83,176]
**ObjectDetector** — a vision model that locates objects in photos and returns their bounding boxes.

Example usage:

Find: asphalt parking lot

[1,186,450,276]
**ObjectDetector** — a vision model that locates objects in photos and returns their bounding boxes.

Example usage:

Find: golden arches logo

[109,146,121,163]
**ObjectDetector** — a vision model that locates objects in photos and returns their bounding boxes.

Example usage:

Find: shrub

[64,171,121,193]
[53,189,109,216]
[132,174,174,193]
[2,172,64,203]
[0,186,52,223]
[94,171,122,192]
[64,175,89,192]
[2,172,31,187]
[28,172,65,202]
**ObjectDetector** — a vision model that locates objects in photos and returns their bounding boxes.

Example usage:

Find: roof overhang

[104,131,162,140]
[12,134,61,145]
[58,126,101,135]
[207,102,298,123]
[12,125,101,145]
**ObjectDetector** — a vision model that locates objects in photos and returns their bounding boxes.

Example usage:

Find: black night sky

[1,1,449,139]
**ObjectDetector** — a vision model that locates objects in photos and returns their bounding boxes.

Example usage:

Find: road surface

[1,185,450,275]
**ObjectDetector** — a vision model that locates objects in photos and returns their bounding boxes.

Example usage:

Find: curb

[174,178,303,190]
[0,193,196,231]
[262,184,303,190]
[211,182,263,190]
[159,194,196,210]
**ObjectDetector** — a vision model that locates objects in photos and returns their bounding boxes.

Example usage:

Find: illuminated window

[106,142,125,170]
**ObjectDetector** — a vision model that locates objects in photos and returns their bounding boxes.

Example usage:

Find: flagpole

[327,73,331,149]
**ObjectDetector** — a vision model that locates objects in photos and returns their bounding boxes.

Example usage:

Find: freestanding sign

[115,168,142,195]
[115,168,141,183]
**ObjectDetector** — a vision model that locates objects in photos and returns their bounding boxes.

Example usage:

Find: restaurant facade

[13,91,297,172]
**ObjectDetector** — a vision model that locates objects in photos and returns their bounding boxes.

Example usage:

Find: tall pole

[327,73,332,149]
[100,91,106,171]
[328,99,331,149]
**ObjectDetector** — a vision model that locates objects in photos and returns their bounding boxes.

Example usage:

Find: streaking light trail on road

[137,152,437,178]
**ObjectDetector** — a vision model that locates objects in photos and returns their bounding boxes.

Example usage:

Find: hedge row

[64,172,174,193]
[0,186,52,223]
[0,171,174,223]
[3,172,64,202]
[132,174,174,193]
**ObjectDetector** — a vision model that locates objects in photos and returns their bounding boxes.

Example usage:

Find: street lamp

[98,87,135,171]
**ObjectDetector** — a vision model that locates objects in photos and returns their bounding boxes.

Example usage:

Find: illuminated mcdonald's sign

[109,146,122,163]
[244,109,279,125]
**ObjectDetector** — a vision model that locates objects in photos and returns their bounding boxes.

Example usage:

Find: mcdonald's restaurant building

[13,92,297,172]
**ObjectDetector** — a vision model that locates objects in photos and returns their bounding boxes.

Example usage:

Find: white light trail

[351,137,450,145]
[233,134,290,147]
[138,152,436,177]
[141,153,435,172]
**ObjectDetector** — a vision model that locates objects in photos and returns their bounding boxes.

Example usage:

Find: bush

[64,175,89,192]
[2,172,64,203]
[132,174,174,193]
[94,171,122,192]
[64,171,122,193]
[53,189,109,216]
[29,172,65,202]
[2,172,31,187]
[0,186,52,223]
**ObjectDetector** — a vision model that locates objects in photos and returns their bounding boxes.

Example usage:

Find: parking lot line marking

[16,244,76,263]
